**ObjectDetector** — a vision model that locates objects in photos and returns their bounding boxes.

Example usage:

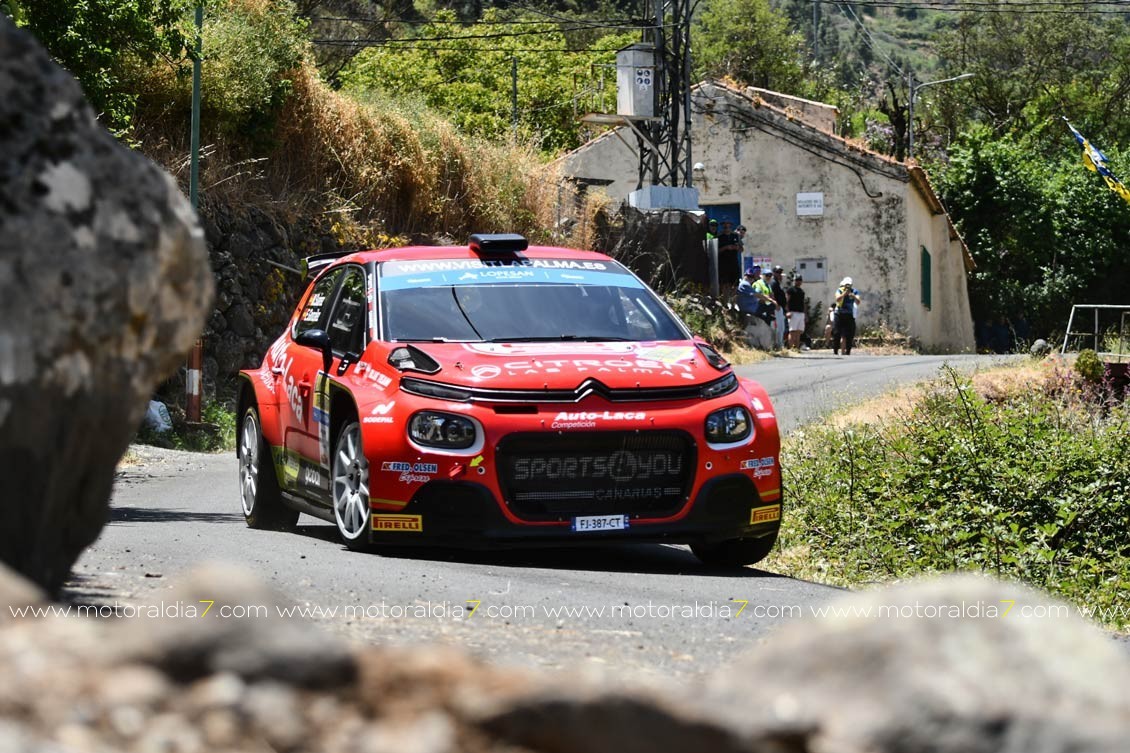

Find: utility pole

[907,72,973,161]
[813,0,818,59]
[635,0,694,188]
[510,56,518,135]
[186,3,204,424]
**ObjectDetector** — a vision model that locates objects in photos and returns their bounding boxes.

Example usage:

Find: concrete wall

[558,84,975,352]
[746,88,839,133]
[903,185,975,352]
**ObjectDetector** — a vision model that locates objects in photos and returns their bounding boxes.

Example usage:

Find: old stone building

[559,80,976,352]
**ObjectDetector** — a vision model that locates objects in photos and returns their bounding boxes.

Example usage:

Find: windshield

[378,257,687,343]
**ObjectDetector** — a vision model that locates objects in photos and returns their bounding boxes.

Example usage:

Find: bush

[136,0,309,140]
[663,286,746,352]
[136,399,237,453]
[201,0,308,136]
[773,365,1130,628]
[1075,349,1104,383]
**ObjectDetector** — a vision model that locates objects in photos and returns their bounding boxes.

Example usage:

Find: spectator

[770,265,788,349]
[716,221,742,288]
[706,218,718,240]
[755,269,778,329]
[736,267,761,325]
[832,276,861,355]
[785,275,808,350]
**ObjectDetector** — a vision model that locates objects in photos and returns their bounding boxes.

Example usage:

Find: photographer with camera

[832,276,861,355]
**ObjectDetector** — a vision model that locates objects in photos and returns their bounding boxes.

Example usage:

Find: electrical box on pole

[616,44,656,119]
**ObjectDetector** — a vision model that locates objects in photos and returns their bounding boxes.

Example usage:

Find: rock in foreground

[3,566,1128,753]
[0,16,213,593]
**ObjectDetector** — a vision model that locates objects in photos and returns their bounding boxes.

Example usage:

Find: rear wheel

[239,407,298,530]
[332,420,372,551]
[692,530,778,567]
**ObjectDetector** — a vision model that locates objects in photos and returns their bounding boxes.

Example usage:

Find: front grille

[497,431,695,520]
[400,375,736,404]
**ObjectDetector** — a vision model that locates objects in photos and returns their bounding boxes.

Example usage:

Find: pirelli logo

[750,504,781,525]
[372,514,423,532]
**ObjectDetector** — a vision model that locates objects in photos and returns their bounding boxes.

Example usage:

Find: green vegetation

[338,10,634,153]
[14,0,194,133]
[935,126,1130,337]
[1074,349,1103,384]
[663,287,747,352]
[771,364,1130,629]
[137,399,237,452]
[693,0,813,97]
[9,0,1130,337]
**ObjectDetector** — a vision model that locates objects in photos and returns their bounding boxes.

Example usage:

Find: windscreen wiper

[450,288,484,341]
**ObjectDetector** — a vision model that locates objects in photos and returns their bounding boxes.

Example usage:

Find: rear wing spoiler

[301,250,356,281]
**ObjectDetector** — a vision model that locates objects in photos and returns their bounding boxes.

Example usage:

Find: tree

[692,0,808,94]
[937,125,1130,337]
[338,10,634,152]
[937,3,1130,150]
[16,0,193,132]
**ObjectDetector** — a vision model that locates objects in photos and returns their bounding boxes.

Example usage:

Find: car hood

[403,341,724,390]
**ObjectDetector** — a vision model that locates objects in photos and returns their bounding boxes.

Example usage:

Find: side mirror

[294,329,333,375]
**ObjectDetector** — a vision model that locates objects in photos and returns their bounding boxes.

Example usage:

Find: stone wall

[165,203,355,399]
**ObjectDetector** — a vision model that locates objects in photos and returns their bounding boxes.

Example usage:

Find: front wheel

[332,420,372,551]
[238,407,298,531]
[691,530,778,567]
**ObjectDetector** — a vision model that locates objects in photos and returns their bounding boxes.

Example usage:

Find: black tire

[238,407,299,531]
[331,419,373,551]
[691,530,778,567]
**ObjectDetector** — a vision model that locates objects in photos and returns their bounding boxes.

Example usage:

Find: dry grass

[823,383,924,430]
[852,341,918,356]
[135,63,559,241]
[116,449,143,470]
[815,359,1064,432]
[723,345,774,365]
[970,361,1054,403]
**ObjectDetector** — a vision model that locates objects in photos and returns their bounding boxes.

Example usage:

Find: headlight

[409,411,477,449]
[704,406,751,444]
[700,373,738,399]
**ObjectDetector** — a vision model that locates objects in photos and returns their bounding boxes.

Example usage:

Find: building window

[921,246,932,310]
[797,257,827,282]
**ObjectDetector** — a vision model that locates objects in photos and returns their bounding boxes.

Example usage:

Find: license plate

[572,514,629,532]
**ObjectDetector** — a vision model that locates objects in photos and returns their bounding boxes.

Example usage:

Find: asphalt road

[70,352,1019,681]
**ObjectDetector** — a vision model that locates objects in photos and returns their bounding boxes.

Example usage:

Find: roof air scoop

[469,233,528,254]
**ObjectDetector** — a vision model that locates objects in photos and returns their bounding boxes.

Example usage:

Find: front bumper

[367,473,781,547]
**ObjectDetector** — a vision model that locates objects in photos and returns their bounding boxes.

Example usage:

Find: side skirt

[281,492,335,524]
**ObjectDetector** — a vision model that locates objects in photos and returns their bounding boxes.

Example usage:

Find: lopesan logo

[750,504,781,524]
[372,514,422,532]
[553,411,645,422]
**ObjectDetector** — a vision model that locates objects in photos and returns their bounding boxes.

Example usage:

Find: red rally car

[236,234,782,566]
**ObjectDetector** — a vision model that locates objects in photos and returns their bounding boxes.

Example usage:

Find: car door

[282,268,343,494]
[312,265,369,477]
